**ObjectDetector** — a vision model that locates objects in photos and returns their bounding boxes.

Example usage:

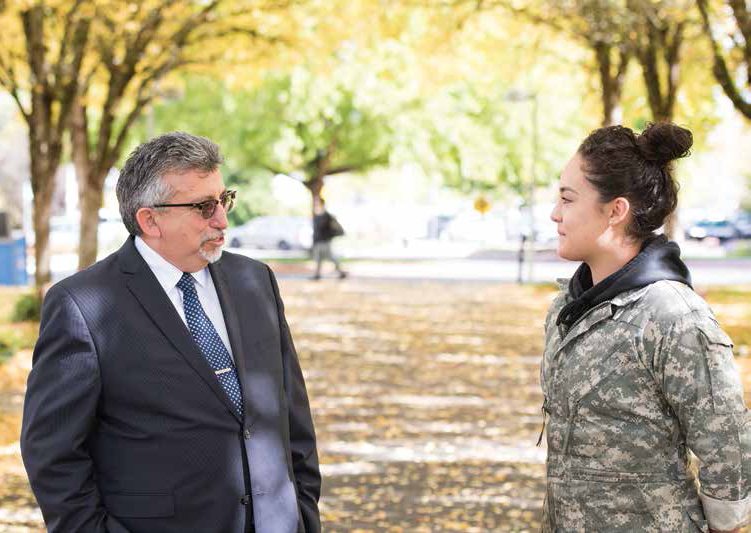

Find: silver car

[227,216,313,250]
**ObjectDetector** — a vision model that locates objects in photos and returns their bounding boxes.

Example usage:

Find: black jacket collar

[556,235,692,328]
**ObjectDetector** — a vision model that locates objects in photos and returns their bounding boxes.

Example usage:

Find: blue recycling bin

[0,236,28,286]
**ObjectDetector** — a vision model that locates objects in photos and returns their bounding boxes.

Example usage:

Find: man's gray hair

[116,132,224,235]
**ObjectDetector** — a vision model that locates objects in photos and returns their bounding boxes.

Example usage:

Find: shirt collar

[134,236,210,291]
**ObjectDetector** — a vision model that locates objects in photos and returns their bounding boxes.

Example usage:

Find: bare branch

[188,26,290,46]
[52,0,86,89]
[0,51,28,117]
[1,84,31,123]
[107,95,150,171]
[728,0,751,68]
[697,0,751,119]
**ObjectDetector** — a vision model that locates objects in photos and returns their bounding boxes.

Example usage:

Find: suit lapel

[209,261,254,425]
[119,238,243,424]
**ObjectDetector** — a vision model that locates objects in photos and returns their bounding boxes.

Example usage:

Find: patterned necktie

[176,272,244,417]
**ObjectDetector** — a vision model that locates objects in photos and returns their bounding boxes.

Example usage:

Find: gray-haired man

[21,132,321,533]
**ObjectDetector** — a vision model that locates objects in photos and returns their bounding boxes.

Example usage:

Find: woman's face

[550,152,612,262]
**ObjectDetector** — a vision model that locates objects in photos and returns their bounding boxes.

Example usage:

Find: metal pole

[527,95,538,283]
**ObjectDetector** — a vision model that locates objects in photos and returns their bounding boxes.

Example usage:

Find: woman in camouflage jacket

[541,123,750,533]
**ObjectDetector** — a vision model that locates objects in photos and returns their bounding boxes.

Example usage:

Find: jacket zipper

[536,396,549,447]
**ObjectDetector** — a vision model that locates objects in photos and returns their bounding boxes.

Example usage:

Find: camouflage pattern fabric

[540,279,751,532]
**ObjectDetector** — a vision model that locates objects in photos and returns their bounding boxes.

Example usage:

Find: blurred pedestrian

[21,132,320,533]
[311,198,347,280]
[541,122,750,532]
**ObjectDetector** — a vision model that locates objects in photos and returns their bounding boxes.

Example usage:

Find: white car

[441,211,508,245]
[227,216,313,250]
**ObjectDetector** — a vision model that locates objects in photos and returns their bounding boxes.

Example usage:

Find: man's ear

[609,197,631,226]
[135,208,162,238]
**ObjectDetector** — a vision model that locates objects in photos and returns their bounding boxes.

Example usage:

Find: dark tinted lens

[200,200,218,219]
[221,192,235,213]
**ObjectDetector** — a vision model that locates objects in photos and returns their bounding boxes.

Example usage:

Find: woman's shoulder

[624,280,717,334]
[641,280,711,315]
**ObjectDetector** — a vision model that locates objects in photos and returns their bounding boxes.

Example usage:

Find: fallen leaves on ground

[0,280,749,532]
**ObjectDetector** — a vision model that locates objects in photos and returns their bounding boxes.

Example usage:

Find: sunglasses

[154,190,236,219]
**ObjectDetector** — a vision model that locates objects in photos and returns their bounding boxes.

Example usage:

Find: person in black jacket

[21,132,321,533]
[311,198,347,280]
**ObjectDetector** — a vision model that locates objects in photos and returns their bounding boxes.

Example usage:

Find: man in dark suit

[20,132,321,533]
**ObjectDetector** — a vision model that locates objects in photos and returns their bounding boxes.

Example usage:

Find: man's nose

[211,203,229,228]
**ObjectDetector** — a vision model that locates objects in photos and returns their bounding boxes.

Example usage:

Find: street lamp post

[504,89,538,284]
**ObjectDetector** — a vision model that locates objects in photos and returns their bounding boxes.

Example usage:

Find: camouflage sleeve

[656,313,751,531]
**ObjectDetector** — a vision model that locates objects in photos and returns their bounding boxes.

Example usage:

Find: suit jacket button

[243,428,251,439]
[240,495,250,505]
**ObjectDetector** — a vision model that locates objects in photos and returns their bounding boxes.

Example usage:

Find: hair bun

[636,122,693,165]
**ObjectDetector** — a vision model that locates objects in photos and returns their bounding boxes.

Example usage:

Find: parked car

[441,211,507,245]
[685,219,739,242]
[227,216,313,250]
[730,211,751,239]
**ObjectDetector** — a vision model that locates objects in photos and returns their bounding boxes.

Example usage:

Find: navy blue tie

[177,273,244,417]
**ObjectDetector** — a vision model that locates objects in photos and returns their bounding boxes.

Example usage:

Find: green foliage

[240,67,393,182]
[0,338,12,364]
[742,175,751,211]
[128,77,278,223]
[0,290,40,364]
[726,244,751,259]
[11,293,41,323]
[400,81,571,199]
[130,68,394,217]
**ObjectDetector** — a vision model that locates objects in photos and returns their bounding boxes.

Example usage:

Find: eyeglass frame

[153,190,236,219]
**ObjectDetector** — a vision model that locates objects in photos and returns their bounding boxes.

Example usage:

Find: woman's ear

[609,197,631,226]
[135,208,162,238]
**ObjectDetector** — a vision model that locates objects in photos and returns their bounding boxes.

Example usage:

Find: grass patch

[700,285,751,355]
[0,287,39,365]
[726,244,751,258]
[0,339,12,364]
[10,293,41,322]
[699,285,751,304]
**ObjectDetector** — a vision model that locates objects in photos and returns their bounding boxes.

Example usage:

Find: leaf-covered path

[2,280,750,532]
[287,280,554,532]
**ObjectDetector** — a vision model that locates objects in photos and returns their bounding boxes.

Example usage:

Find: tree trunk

[636,21,684,124]
[71,98,105,270]
[31,176,54,288]
[27,123,63,288]
[663,213,679,241]
[601,83,623,127]
[29,151,57,288]
[77,181,105,269]
[632,20,684,239]
[594,41,629,127]
[306,176,324,216]
[18,4,87,288]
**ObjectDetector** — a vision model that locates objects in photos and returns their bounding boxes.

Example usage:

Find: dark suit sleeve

[20,284,130,533]
[267,266,321,533]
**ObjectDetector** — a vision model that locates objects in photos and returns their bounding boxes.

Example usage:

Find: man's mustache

[200,230,225,245]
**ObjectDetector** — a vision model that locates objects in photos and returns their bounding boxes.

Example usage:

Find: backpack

[328,215,345,238]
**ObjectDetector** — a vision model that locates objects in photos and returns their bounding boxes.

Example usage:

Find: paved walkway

[2,280,750,532]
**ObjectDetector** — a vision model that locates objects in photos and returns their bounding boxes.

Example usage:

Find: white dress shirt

[134,236,235,363]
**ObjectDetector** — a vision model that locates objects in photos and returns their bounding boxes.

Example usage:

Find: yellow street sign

[474,196,490,214]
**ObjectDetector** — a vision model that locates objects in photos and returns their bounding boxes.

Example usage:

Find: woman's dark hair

[578,122,693,240]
